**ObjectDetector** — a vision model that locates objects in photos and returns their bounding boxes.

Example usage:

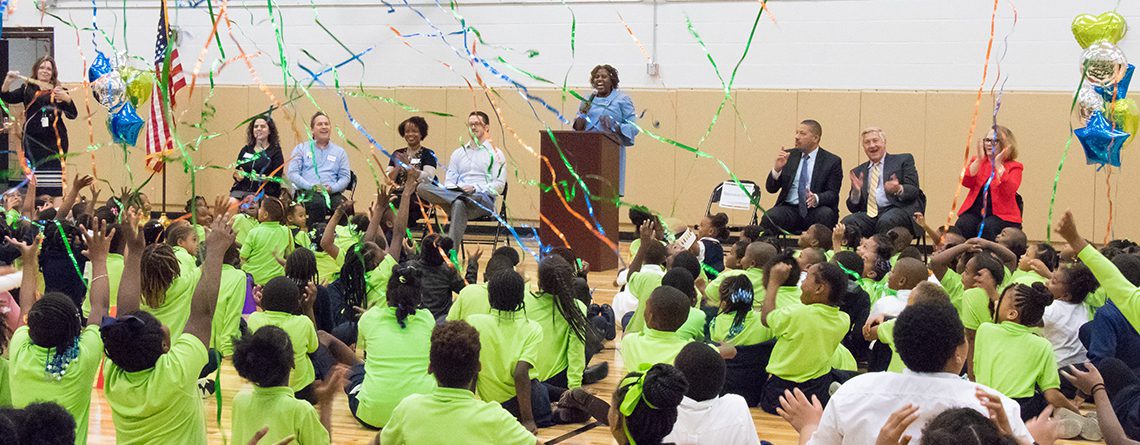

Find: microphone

[581,93,596,114]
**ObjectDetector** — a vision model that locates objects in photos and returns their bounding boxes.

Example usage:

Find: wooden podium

[539,130,620,271]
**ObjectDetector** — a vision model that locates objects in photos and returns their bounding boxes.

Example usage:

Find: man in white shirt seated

[416,111,506,246]
[780,301,1042,444]
[664,342,761,445]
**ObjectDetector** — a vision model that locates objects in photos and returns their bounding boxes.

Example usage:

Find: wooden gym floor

[79,239,1100,444]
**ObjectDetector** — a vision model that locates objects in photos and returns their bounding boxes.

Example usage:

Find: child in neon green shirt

[711,275,769,346]
[230,197,260,246]
[623,238,668,334]
[103,212,231,445]
[380,320,537,445]
[759,261,852,415]
[140,243,202,336]
[526,255,594,392]
[247,276,320,400]
[957,252,1004,379]
[622,286,694,370]
[231,325,343,445]
[467,270,549,430]
[241,196,294,285]
[8,220,115,445]
[447,255,515,321]
[348,267,436,429]
[287,202,311,250]
[661,267,707,342]
[974,283,1081,418]
[211,244,250,357]
[166,222,200,273]
[1010,243,1057,286]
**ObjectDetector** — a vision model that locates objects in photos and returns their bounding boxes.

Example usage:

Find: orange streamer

[948,0,1000,226]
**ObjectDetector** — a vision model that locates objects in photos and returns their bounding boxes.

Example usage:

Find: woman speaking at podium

[573,64,638,195]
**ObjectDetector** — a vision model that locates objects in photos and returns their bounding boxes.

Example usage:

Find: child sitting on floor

[379,320,537,444]
[622,286,698,370]
[705,242,776,308]
[759,261,852,414]
[608,363,689,445]
[241,196,294,286]
[1011,242,1058,286]
[665,342,761,444]
[1043,262,1099,397]
[467,270,549,431]
[973,283,1086,431]
[661,267,707,342]
[230,325,346,444]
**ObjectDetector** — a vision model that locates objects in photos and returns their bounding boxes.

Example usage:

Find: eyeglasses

[982,138,998,144]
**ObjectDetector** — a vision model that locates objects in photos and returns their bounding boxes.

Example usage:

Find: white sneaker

[1080,412,1102,441]
[828,382,842,396]
[1052,408,1083,439]
[197,378,216,399]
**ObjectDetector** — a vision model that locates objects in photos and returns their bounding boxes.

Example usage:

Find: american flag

[144,0,186,173]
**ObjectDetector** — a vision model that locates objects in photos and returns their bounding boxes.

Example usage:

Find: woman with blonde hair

[955,125,1023,241]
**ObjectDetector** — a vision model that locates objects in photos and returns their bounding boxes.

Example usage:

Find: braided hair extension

[538,255,595,344]
[139,243,180,308]
[285,247,319,287]
[338,242,380,321]
[387,266,423,328]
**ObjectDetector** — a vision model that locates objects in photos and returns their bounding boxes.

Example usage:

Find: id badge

[41,115,49,128]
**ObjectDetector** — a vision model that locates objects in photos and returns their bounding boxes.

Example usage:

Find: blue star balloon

[1097,64,1134,101]
[1075,111,1129,167]
[108,102,144,146]
[87,51,113,83]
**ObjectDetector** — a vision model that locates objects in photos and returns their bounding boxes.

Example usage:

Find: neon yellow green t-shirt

[831,344,858,372]
[82,252,124,317]
[877,319,905,373]
[241,221,293,286]
[524,292,588,388]
[467,310,543,403]
[1079,246,1139,330]
[710,310,769,346]
[704,267,764,307]
[211,264,249,357]
[142,261,202,336]
[621,327,690,371]
[447,283,492,322]
[105,334,209,445]
[173,246,198,275]
[625,266,665,334]
[0,356,9,407]
[676,306,707,342]
[315,251,339,285]
[766,303,850,382]
[9,325,103,444]
[974,321,1062,398]
[247,310,319,392]
[365,254,398,308]
[231,213,258,246]
[1010,269,1048,286]
[356,306,436,428]
[380,387,536,445]
[941,268,966,311]
[959,287,994,331]
[231,385,329,445]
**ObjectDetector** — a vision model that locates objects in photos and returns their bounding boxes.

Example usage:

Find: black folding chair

[705,180,761,231]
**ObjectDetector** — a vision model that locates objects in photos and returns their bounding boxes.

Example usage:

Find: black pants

[199,348,219,379]
[501,379,555,428]
[300,190,345,226]
[1099,357,1140,439]
[724,340,775,407]
[841,207,914,239]
[344,363,382,429]
[1013,393,1049,421]
[759,370,857,415]
[760,203,839,236]
[954,209,1020,241]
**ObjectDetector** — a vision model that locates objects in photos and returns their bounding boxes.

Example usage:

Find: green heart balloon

[1072,12,1128,49]
[119,67,155,108]
[1110,98,1139,147]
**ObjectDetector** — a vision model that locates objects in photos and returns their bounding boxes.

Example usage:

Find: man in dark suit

[841,127,925,238]
[762,119,844,235]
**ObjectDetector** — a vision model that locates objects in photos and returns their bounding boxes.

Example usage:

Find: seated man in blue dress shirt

[287,111,352,224]
[417,111,506,247]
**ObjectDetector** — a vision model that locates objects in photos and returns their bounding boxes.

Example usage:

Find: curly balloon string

[1045,74,1087,243]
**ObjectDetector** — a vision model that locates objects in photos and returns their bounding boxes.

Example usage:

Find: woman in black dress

[384,116,438,232]
[1,56,77,196]
[229,114,284,202]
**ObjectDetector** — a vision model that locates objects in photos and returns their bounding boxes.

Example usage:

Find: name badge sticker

[327,155,337,162]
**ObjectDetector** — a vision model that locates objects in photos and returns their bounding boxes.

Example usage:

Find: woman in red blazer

[955,125,1024,241]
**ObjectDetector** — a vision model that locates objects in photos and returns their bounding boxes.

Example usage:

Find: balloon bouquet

[87,51,154,146]
[1072,12,1136,167]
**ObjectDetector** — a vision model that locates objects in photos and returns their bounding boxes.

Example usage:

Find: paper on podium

[719,181,755,210]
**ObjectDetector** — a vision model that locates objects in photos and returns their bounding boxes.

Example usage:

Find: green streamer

[1045,73,1088,243]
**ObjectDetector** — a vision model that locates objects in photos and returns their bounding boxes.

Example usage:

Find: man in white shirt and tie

[762,120,845,236]
[841,127,925,239]
[416,111,506,247]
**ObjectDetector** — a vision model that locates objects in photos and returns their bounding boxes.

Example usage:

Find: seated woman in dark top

[230,114,284,202]
[385,116,438,230]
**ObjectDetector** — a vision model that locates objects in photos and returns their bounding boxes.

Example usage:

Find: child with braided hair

[7,217,114,444]
[139,241,199,336]
[102,209,235,445]
[38,219,88,309]
[607,363,689,445]
[526,254,601,395]
[345,265,436,429]
[710,275,767,346]
[165,221,200,273]
[974,282,1084,425]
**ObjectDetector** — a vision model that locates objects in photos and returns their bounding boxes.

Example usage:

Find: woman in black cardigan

[1,56,77,196]
[229,114,284,201]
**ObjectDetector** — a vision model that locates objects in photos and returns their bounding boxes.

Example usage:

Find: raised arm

[82,218,115,326]
[20,174,36,218]
[184,211,236,346]
[387,172,419,259]
[9,233,40,327]
[364,188,391,246]
[1057,210,1140,315]
[627,219,657,276]
[116,209,145,315]
[56,175,94,221]
[969,237,1017,271]
[321,201,351,260]
[762,262,792,327]
[930,242,978,280]
[912,213,941,248]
